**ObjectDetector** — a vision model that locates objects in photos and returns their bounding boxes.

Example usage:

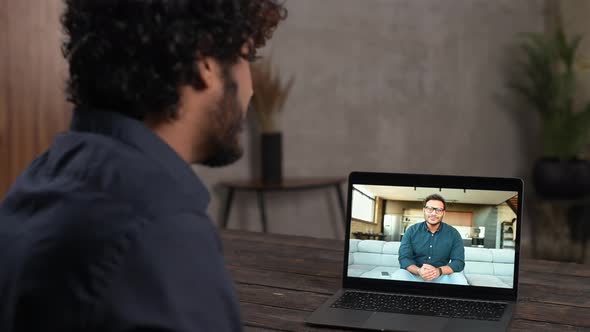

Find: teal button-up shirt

[399,221,465,272]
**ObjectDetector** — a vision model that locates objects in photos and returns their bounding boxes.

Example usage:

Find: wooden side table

[220,177,346,233]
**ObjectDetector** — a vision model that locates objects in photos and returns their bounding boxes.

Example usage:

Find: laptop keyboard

[331,291,506,321]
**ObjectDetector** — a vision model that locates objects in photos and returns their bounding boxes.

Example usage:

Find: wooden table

[221,230,590,331]
[220,178,346,233]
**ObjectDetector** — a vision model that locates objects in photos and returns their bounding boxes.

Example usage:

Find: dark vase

[533,158,590,199]
[261,133,282,183]
[567,204,590,244]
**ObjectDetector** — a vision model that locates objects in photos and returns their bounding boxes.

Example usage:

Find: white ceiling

[355,184,517,205]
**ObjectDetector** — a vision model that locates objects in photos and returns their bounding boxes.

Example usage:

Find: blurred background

[2,0,590,263]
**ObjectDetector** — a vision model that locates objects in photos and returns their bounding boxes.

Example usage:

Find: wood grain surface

[221,230,590,331]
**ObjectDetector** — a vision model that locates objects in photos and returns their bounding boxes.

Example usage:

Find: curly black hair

[61,0,287,120]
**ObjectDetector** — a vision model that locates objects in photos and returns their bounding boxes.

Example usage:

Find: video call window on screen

[347,185,518,289]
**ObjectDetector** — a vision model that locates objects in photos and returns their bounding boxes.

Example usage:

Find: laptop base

[306,289,513,332]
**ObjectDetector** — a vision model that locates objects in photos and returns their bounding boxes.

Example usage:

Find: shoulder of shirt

[42,131,205,218]
[406,222,423,233]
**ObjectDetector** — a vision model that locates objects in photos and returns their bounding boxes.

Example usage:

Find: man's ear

[196,56,223,91]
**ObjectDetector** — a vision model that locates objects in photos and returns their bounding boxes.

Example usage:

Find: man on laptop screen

[348,184,517,289]
[394,193,468,285]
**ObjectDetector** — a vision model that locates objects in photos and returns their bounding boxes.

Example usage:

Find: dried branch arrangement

[250,57,295,133]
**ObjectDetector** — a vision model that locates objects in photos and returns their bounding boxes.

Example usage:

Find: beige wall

[385,200,405,214]
[350,219,377,234]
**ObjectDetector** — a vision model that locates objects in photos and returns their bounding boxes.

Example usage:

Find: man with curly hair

[0,0,286,331]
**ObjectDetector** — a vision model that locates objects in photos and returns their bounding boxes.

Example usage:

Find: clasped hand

[419,264,440,281]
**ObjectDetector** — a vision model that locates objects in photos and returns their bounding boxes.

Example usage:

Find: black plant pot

[261,133,282,183]
[567,204,590,244]
[533,158,590,199]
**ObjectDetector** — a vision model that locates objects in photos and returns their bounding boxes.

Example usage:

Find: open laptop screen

[344,172,522,296]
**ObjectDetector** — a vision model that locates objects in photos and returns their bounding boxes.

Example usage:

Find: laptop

[306,171,523,331]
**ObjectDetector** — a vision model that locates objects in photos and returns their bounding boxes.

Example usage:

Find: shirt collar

[421,221,445,233]
[70,108,210,207]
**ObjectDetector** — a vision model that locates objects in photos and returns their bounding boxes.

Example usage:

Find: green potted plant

[512,28,590,198]
[250,57,295,183]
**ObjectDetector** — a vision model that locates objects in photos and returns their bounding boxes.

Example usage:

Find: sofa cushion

[463,261,494,275]
[383,242,401,254]
[497,276,514,288]
[493,263,514,276]
[352,252,383,266]
[349,239,361,253]
[348,264,375,277]
[464,247,493,262]
[352,252,399,267]
[382,243,400,267]
[465,274,510,288]
[490,249,515,263]
[358,266,401,279]
[348,239,515,288]
[379,254,399,267]
[358,240,385,253]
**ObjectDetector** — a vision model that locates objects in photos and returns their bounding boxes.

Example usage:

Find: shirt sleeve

[97,212,242,332]
[398,227,416,269]
[448,229,465,273]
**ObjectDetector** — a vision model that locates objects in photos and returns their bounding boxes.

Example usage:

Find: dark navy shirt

[399,222,465,273]
[0,109,242,331]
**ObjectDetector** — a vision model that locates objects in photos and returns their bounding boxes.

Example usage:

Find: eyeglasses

[424,206,445,214]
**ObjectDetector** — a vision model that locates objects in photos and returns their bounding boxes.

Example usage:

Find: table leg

[257,190,268,233]
[222,188,235,229]
[335,184,346,225]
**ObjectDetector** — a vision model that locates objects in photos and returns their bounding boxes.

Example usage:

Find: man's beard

[200,73,245,167]
[425,215,443,225]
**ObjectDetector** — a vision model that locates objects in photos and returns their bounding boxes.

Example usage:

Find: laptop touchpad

[310,308,373,328]
[364,312,449,331]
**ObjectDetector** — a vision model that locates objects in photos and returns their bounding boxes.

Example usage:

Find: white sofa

[348,239,515,288]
